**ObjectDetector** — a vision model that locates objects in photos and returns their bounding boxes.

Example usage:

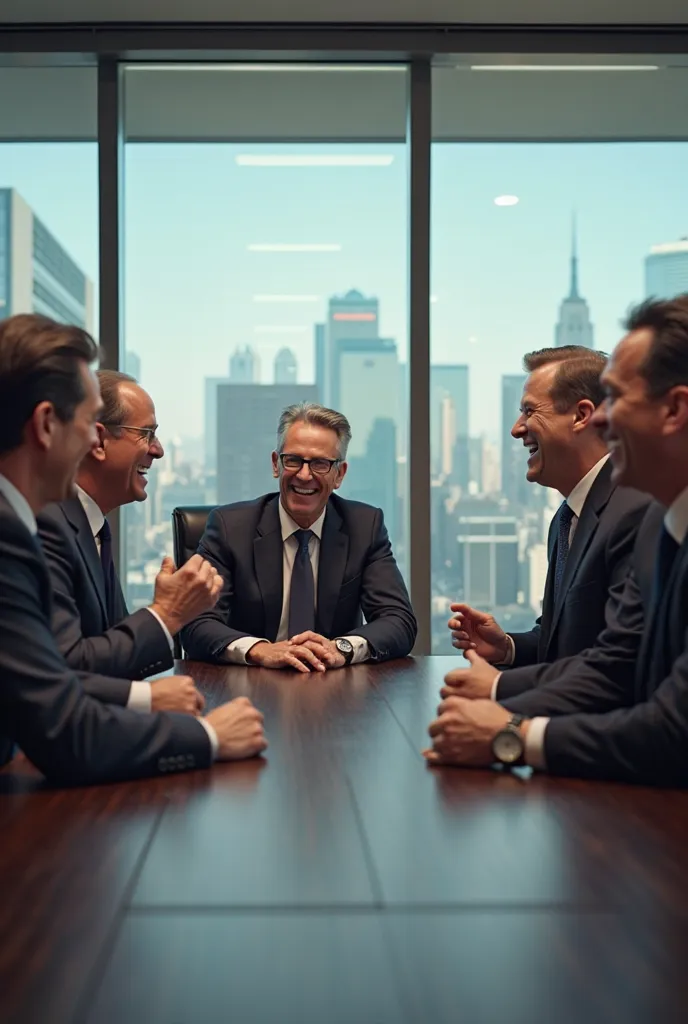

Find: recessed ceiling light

[253,295,320,303]
[237,155,394,167]
[494,195,519,207]
[248,243,341,252]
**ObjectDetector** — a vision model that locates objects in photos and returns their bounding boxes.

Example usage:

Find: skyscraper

[204,375,230,472]
[334,337,399,459]
[0,188,93,329]
[645,239,688,299]
[554,217,594,349]
[314,322,326,402]
[216,383,317,504]
[455,510,519,608]
[430,364,469,477]
[274,347,298,385]
[229,345,260,383]
[501,373,529,509]
[325,289,379,407]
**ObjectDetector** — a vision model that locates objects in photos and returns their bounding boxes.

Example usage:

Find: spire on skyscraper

[554,214,594,349]
[569,211,579,299]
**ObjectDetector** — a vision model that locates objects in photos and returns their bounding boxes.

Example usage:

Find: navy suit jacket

[504,502,688,786]
[497,461,650,700]
[0,494,211,785]
[181,493,417,663]
[37,497,172,691]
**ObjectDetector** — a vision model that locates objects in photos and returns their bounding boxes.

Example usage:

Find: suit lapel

[253,498,284,641]
[316,503,348,637]
[544,462,613,659]
[62,497,109,627]
[637,528,686,693]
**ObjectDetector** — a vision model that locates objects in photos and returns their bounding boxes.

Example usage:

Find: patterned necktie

[98,519,117,625]
[553,502,575,606]
[288,529,315,637]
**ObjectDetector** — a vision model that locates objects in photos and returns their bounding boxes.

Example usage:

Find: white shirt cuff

[226,636,268,664]
[342,636,370,664]
[503,635,515,666]
[524,717,549,771]
[127,680,152,713]
[146,606,175,656]
[490,672,502,702]
[198,717,219,760]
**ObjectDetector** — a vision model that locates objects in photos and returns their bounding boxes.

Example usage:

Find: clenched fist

[205,697,268,760]
[150,554,223,636]
[150,674,205,715]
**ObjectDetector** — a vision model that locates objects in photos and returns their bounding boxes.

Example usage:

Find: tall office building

[455,511,519,608]
[204,375,231,472]
[0,188,93,329]
[229,345,260,383]
[645,239,688,299]
[216,383,317,504]
[274,347,298,384]
[346,418,398,545]
[501,374,529,509]
[325,289,379,407]
[334,337,399,458]
[431,364,469,477]
[554,219,594,349]
[314,322,326,401]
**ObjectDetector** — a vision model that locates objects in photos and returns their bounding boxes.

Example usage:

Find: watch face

[336,639,353,654]
[493,728,524,765]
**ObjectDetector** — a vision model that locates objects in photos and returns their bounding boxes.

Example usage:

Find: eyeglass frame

[278,453,341,476]
[101,423,160,445]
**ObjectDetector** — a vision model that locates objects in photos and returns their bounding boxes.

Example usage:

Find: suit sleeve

[345,508,417,661]
[506,622,541,669]
[37,512,173,684]
[496,498,647,703]
[180,509,251,662]
[0,519,212,785]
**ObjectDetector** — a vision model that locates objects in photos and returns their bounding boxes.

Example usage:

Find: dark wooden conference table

[2,656,688,1024]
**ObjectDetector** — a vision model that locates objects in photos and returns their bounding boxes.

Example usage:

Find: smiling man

[182,402,417,671]
[446,346,649,702]
[37,370,225,713]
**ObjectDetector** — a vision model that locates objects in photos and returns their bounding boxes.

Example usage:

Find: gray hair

[277,402,352,460]
[96,369,137,428]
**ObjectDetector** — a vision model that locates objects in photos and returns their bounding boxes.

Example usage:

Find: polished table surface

[2,656,688,1024]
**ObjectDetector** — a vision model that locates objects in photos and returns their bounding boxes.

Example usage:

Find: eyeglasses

[102,424,160,445]
[279,453,340,476]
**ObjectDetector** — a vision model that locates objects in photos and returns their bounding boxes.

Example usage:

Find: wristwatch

[492,713,526,766]
[334,638,354,666]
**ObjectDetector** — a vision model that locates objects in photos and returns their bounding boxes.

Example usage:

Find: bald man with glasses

[36,370,223,716]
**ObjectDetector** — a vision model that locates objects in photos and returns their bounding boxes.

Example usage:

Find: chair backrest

[170,506,215,658]
[171,505,214,568]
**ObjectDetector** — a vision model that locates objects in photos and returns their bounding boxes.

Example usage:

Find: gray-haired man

[182,403,417,670]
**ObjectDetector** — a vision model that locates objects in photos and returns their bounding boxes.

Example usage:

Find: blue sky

[2,139,687,447]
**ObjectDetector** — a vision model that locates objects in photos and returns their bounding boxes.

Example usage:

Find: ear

[90,422,108,463]
[333,461,348,490]
[271,450,280,479]
[573,398,596,431]
[30,401,59,452]
[663,386,688,436]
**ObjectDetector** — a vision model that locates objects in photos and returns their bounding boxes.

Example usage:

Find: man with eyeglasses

[182,402,417,672]
[37,370,224,716]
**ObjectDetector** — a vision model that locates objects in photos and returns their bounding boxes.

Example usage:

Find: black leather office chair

[171,505,215,657]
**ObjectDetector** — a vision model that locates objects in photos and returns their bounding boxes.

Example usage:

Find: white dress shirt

[226,501,371,665]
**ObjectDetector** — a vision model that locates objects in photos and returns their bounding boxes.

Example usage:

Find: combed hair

[523,345,608,412]
[277,402,352,460]
[0,314,98,456]
[623,294,688,398]
[97,369,137,428]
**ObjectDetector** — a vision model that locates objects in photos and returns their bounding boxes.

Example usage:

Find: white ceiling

[2,0,688,24]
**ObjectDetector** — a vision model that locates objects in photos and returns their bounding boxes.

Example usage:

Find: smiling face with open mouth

[511,363,581,491]
[97,382,164,509]
[272,420,347,529]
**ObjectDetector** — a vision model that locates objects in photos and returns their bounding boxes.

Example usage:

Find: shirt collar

[0,473,37,535]
[565,454,609,519]
[76,484,105,538]
[278,499,326,542]
[665,485,688,545]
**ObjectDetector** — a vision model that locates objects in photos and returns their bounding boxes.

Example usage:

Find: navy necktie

[288,529,315,637]
[98,519,117,625]
[553,502,575,605]
[652,525,679,612]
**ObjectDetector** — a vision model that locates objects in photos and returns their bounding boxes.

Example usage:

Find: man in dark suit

[38,370,224,715]
[425,295,688,786]
[446,345,649,701]
[0,313,266,784]
[182,403,417,671]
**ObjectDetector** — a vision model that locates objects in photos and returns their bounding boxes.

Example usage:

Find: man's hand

[447,602,510,663]
[150,555,223,636]
[205,697,268,760]
[440,649,499,701]
[246,640,327,673]
[423,696,516,767]
[289,631,346,669]
[150,675,205,716]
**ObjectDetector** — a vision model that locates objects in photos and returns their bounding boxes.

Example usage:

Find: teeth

[293,487,316,495]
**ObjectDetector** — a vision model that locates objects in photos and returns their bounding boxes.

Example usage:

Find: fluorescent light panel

[469,64,660,72]
[129,64,405,73]
[253,325,309,333]
[253,295,320,303]
[248,243,341,252]
[236,155,394,167]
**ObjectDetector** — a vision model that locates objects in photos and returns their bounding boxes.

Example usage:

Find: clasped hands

[247,632,348,673]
